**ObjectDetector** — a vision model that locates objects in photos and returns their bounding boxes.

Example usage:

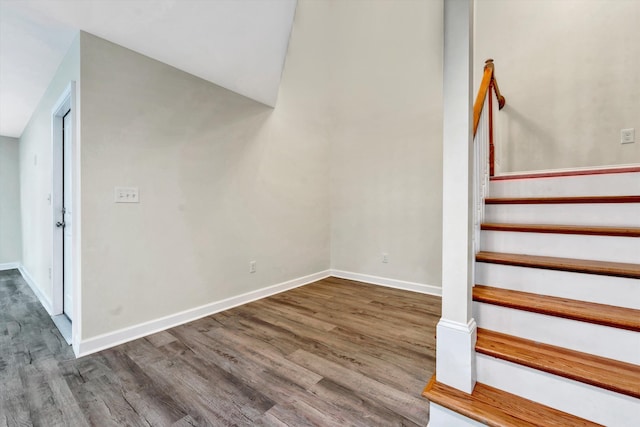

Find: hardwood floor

[0,270,439,426]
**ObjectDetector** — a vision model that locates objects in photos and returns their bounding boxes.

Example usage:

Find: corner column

[436,0,476,394]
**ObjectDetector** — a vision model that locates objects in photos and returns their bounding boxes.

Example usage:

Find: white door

[62,110,73,320]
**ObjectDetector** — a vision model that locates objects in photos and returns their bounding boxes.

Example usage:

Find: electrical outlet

[382,253,389,263]
[621,128,635,144]
[114,187,139,203]
[249,261,256,273]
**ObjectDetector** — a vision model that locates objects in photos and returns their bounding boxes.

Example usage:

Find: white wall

[19,34,80,301]
[330,0,444,287]
[79,27,331,339]
[476,0,640,172]
[0,135,22,265]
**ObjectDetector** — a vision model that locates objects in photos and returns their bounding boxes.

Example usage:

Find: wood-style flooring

[0,270,440,426]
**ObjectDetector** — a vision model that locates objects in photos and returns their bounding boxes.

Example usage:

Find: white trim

[51,80,81,355]
[76,270,332,357]
[438,317,476,333]
[17,264,53,315]
[428,403,485,427]
[75,269,441,358]
[496,162,640,177]
[71,78,82,355]
[51,314,72,345]
[51,81,76,318]
[330,270,442,297]
[436,318,477,393]
[0,262,20,271]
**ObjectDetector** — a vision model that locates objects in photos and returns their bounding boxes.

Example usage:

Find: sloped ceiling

[0,0,297,138]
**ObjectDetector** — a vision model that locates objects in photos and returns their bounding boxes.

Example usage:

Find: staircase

[425,168,640,426]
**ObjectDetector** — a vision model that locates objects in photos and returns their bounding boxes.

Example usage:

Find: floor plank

[0,270,439,426]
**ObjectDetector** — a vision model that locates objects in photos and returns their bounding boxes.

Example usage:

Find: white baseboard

[76,270,332,357]
[76,269,441,358]
[0,262,20,271]
[18,264,53,315]
[330,269,442,297]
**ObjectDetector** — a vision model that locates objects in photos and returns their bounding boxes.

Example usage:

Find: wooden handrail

[473,59,506,176]
[473,59,505,136]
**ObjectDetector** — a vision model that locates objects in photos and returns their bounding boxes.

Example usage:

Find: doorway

[52,82,76,345]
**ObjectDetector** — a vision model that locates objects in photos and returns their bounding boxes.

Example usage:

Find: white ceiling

[0,0,297,138]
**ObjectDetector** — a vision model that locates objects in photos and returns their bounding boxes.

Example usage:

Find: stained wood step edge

[485,195,640,205]
[476,251,640,279]
[490,165,640,181]
[476,329,640,399]
[422,375,603,427]
[481,223,640,237]
[473,285,640,332]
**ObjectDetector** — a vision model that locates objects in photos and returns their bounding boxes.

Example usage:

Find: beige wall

[19,35,80,301]
[79,26,332,338]
[78,0,444,339]
[476,0,640,172]
[53,0,445,341]
[0,135,22,264]
[329,0,444,286]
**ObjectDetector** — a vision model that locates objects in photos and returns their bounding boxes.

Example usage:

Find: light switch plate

[621,128,635,144]
[114,187,139,203]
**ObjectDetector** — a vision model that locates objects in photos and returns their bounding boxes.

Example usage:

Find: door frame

[51,81,80,349]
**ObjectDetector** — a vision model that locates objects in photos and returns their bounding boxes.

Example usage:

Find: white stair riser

[477,355,640,427]
[474,302,640,365]
[489,171,640,198]
[485,203,640,227]
[480,230,640,264]
[428,404,486,427]
[476,262,640,310]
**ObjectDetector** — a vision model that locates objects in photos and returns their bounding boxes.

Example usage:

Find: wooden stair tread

[422,375,602,427]
[476,329,640,399]
[481,223,640,237]
[476,251,640,279]
[490,166,640,181]
[485,195,640,204]
[473,285,640,331]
